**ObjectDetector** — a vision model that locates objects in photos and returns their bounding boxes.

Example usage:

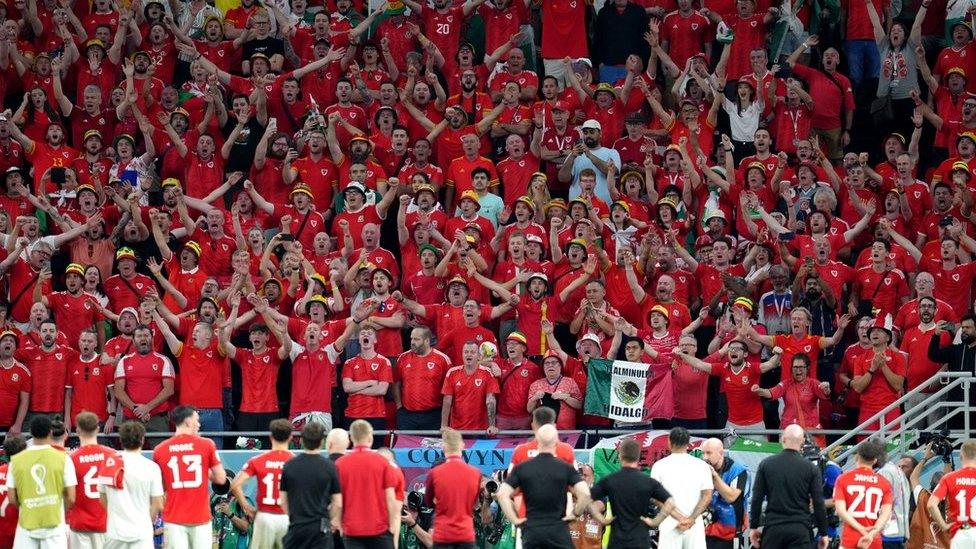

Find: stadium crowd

[0,0,973,542]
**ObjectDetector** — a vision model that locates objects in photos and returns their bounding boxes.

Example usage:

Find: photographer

[907,443,952,548]
[399,501,433,549]
[475,471,513,548]
[424,428,482,548]
[701,438,749,549]
[875,445,912,548]
[211,471,253,549]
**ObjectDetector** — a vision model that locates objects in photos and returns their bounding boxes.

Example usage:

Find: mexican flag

[584,359,673,423]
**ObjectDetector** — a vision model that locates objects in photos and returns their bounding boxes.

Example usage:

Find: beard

[963,333,976,345]
[583,137,599,148]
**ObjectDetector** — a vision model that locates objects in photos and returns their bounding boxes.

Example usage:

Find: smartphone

[945,322,957,333]
[51,167,66,186]
[778,232,796,242]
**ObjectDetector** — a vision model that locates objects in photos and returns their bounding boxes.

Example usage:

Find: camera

[919,429,955,463]
[801,439,826,473]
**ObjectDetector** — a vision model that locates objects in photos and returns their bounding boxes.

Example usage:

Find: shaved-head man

[700,438,749,546]
[497,424,591,549]
[749,426,829,549]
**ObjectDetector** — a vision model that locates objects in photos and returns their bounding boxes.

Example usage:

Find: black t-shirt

[280,452,341,529]
[505,453,582,530]
[222,118,265,173]
[243,37,284,61]
[590,467,671,548]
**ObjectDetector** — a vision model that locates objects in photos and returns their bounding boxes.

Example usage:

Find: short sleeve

[207,439,221,467]
[114,359,126,381]
[326,460,340,495]
[150,462,164,497]
[441,373,455,396]
[63,455,77,487]
[383,462,398,490]
[698,462,714,491]
[242,456,257,478]
[161,357,176,378]
[505,464,522,490]
[932,475,949,499]
[590,477,608,501]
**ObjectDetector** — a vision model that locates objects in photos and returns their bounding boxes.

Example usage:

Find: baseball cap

[580,119,602,131]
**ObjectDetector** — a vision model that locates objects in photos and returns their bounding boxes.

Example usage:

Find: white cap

[581,119,602,131]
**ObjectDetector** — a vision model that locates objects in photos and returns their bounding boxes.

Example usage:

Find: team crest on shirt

[263,356,270,363]
[93,367,100,376]
[371,363,378,371]
[427,362,434,369]
[357,215,364,222]
[55,353,63,360]
[475,378,483,387]
[84,302,91,310]
[136,283,144,290]
[691,23,699,30]
[742,376,749,383]
[803,346,811,352]
[831,270,838,277]
[954,273,961,282]
[885,278,892,285]
[750,20,757,27]
[10,374,18,381]
[521,369,528,377]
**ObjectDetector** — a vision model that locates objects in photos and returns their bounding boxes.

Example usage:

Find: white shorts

[290,412,332,432]
[12,525,67,549]
[69,530,105,549]
[252,512,288,548]
[104,540,154,549]
[162,523,210,549]
[658,522,707,549]
[952,528,976,548]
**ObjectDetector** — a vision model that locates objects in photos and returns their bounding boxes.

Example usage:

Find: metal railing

[823,371,975,464]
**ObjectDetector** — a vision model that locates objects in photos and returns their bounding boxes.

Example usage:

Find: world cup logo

[29,465,46,495]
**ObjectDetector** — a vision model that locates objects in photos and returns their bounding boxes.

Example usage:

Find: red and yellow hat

[115,247,137,262]
[290,183,314,198]
[506,331,528,346]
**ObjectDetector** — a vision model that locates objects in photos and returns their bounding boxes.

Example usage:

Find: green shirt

[9,445,75,531]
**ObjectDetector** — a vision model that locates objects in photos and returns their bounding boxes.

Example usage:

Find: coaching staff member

[497,424,591,549]
[424,428,481,548]
[749,425,829,549]
[337,419,400,549]
[281,421,342,549]
[588,437,678,548]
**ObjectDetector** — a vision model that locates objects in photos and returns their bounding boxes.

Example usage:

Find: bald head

[782,424,805,450]
[701,438,725,469]
[326,428,350,454]
[536,424,559,452]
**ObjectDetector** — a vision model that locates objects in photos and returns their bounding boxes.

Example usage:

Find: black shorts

[283,522,333,549]
[521,525,573,549]
[343,532,395,549]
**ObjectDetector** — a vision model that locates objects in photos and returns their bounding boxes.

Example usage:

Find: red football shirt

[833,466,893,549]
[774,334,824,382]
[68,444,114,533]
[25,345,71,413]
[45,292,103,349]
[343,354,394,419]
[114,352,176,420]
[853,349,907,413]
[0,464,17,546]
[242,449,293,515]
[68,355,114,421]
[153,433,221,525]
[289,343,341,418]
[708,360,764,425]
[336,446,399,536]
[496,359,542,419]
[933,467,976,533]
[237,348,282,414]
[920,257,976,316]
[395,349,452,412]
[441,366,500,430]
[174,342,225,409]
[0,361,30,426]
